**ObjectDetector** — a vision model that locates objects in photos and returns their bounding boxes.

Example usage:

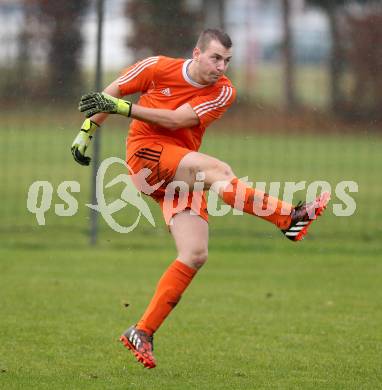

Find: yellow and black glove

[78,92,132,118]
[71,118,99,166]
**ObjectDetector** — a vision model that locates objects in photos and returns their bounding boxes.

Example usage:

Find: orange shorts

[126,140,208,225]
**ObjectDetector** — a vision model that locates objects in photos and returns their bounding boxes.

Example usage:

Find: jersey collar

[182,59,208,88]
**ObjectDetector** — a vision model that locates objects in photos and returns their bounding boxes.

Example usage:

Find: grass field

[1,112,381,389]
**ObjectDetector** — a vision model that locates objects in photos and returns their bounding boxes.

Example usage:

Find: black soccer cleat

[282,192,331,241]
[120,326,156,369]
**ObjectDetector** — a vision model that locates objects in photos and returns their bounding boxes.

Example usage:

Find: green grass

[1,113,382,389]
[1,243,381,389]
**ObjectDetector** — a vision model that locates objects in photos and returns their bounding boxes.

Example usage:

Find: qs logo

[26,157,164,233]
[86,157,163,233]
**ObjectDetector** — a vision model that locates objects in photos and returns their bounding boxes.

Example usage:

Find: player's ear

[193,47,201,61]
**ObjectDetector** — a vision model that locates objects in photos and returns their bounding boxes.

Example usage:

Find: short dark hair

[196,29,232,52]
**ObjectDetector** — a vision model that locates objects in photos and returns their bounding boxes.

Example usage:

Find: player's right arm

[78,91,201,130]
[72,57,158,166]
[71,80,123,166]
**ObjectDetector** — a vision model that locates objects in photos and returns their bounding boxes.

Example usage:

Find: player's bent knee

[219,162,234,179]
[203,161,234,189]
[211,161,234,182]
[182,248,208,269]
[192,254,208,269]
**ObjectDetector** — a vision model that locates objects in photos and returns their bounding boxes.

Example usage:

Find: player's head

[193,29,233,84]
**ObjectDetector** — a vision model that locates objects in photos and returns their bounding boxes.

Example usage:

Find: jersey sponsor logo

[160,87,171,96]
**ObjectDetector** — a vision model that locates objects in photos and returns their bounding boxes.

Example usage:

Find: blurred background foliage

[0,0,381,246]
[1,0,381,123]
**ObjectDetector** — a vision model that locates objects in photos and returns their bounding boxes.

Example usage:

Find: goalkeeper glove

[78,92,132,118]
[71,118,99,166]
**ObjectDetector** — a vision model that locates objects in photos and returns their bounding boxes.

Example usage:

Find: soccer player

[71,29,330,369]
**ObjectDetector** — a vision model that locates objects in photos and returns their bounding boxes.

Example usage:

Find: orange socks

[136,260,197,336]
[135,179,292,335]
[222,177,292,229]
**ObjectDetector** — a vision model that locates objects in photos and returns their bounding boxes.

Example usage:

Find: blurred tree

[344,9,382,120]
[2,0,36,100]
[203,0,225,30]
[125,0,201,60]
[282,0,297,111]
[37,0,89,100]
[307,0,377,117]
[0,1,39,101]
[16,0,34,96]
[306,0,347,112]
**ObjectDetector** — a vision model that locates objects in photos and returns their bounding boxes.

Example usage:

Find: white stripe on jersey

[195,86,233,116]
[118,56,159,86]
[197,87,233,116]
[194,87,226,112]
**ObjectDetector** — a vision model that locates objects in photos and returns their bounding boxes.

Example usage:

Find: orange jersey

[118,56,236,151]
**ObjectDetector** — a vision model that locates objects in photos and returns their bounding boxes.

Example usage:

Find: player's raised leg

[174,151,330,240]
[120,210,208,368]
[174,151,293,228]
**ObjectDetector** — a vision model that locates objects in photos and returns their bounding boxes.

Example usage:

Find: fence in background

[1,0,381,249]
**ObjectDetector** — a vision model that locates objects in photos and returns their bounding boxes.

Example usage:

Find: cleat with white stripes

[120,326,156,369]
[282,192,331,241]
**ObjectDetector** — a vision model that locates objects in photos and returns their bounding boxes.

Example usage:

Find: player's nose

[216,60,225,73]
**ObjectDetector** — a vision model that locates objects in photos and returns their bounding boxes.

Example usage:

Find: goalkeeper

[72,29,330,369]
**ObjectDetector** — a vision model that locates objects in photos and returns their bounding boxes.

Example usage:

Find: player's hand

[78,92,132,118]
[71,119,99,166]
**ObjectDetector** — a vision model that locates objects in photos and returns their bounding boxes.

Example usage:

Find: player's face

[195,40,232,84]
